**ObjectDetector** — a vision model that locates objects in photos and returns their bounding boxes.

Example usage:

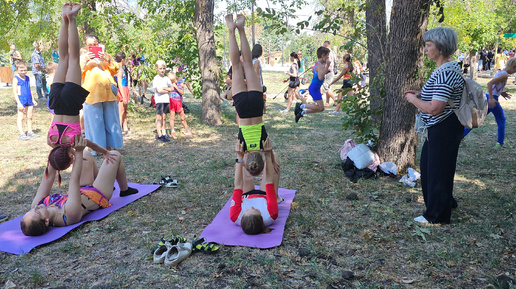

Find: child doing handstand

[226,14,271,176]
[47,3,118,180]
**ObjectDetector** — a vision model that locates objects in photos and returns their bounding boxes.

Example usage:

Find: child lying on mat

[230,138,281,235]
[21,135,137,236]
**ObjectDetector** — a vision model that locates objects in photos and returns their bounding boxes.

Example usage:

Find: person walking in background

[10,44,23,78]
[329,54,354,114]
[487,50,494,71]
[31,41,50,100]
[297,50,307,84]
[477,49,484,72]
[322,41,337,107]
[281,52,304,113]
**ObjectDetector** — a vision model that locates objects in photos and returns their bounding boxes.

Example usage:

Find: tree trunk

[195,0,222,126]
[378,0,432,173]
[365,0,387,124]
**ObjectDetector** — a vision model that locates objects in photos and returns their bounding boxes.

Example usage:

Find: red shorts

[169,99,183,113]
[117,86,130,102]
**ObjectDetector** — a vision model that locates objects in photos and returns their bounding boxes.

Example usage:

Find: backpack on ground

[444,68,487,129]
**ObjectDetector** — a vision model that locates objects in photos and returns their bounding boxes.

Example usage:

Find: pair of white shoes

[153,242,192,267]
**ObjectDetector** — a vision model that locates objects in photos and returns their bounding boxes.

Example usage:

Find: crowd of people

[3,4,514,230]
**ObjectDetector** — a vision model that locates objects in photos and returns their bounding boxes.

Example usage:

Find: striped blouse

[420,61,464,127]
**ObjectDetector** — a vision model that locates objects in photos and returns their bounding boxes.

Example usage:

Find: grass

[0,71,515,288]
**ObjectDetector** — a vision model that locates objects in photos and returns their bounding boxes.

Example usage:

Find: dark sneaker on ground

[295,102,301,115]
[295,111,303,123]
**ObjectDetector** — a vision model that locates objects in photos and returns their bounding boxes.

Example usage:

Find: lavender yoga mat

[200,187,296,248]
[0,183,160,255]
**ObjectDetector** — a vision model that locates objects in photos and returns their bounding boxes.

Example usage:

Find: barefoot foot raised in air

[235,14,246,30]
[225,14,236,31]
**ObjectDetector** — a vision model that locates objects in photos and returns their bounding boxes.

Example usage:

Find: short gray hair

[423,27,457,58]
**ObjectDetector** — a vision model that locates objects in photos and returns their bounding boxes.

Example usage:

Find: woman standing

[404,27,465,224]
[281,52,304,113]
[80,35,123,153]
[329,54,354,114]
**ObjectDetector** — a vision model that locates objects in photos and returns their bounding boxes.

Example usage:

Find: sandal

[192,236,220,254]
[166,179,178,188]
[161,234,187,245]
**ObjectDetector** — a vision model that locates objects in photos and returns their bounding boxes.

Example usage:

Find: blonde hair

[506,57,516,70]
[245,151,264,176]
[15,61,27,70]
[156,60,166,68]
[46,62,57,75]
[167,71,177,83]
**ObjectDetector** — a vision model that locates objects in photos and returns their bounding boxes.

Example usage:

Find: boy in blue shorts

[13,61,39,140]
[294,46,331,123]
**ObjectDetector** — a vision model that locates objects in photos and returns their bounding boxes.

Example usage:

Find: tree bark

[365,0,387,124]
[195,0,222,126]
[378,0,432,173]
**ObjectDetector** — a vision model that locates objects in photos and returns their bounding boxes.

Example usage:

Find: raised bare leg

[236,14,261,92]
[226,14,246,95]
[65,3,82,85]
[53,3,72,84]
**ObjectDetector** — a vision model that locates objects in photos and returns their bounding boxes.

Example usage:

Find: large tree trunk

[378,0,432,173]
[195,0,222,126]
[365,0,387,124]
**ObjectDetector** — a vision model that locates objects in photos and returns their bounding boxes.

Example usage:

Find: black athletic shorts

[155,103,170,114]
[342,79,352,89]
[49,82,89,116]
[233,90,264,118]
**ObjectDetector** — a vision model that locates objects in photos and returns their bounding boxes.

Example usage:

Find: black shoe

[120,187,139,197]
[295,111,303,123]
[0,214,6,221]
[294,102,301,115]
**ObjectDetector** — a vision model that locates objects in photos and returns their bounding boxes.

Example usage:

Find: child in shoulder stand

[167,72,193,139]
[13,61,39,140]
[152,60,172,142]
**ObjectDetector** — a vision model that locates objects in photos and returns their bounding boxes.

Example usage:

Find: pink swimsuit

[48,121,82,145]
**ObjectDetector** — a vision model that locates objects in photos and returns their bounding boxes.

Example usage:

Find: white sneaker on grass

[414,215,429,224]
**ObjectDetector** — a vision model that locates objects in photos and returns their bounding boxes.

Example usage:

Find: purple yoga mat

[0,183,160,255]
[200,187,296,248]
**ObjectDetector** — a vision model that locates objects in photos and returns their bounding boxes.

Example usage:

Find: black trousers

[420,113,463,224]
